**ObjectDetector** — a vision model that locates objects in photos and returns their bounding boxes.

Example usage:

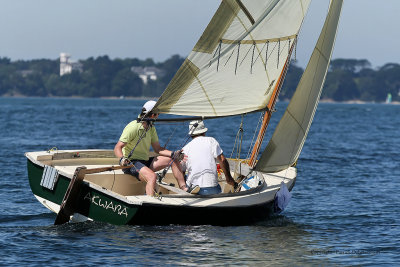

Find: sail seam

[286,109,306,136]
[194,76,218,116]
[224,0,251,36]
[315,46,329,64]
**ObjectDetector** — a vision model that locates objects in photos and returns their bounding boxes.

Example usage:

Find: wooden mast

[248,41,295,167]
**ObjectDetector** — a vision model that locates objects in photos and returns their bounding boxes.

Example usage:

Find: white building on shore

[131,66,165,84]
[60,53,83,76]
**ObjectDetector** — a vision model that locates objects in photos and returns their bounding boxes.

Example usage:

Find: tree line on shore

[0,55,398,102]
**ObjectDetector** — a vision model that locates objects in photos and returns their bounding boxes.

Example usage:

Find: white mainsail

[154,0,312,117]
[255,0,344,173]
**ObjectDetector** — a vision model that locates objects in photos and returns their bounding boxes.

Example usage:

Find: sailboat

[386,93,392,104]
[25,0,343,225]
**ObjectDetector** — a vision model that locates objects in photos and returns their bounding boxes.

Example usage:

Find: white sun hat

[142,100,157,114]
[189,120,208,136]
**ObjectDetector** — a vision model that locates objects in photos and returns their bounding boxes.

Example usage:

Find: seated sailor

[182,120,237,195]
[114,100,190,196]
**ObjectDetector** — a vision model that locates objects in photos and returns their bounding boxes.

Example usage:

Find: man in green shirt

[114,101,193,196]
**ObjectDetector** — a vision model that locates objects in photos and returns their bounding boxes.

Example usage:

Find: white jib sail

[154,0,311,117]
[255,0,344,173]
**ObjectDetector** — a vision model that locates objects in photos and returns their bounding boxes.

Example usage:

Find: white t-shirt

[182,136,223,188]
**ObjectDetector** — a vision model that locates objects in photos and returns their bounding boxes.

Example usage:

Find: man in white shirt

[182,120,237,195]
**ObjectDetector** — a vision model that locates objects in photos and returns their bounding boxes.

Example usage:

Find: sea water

[0,97,399,266]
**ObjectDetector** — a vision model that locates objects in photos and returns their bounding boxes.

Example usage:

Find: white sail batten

[255,0,343,173]
[154,0,311,117]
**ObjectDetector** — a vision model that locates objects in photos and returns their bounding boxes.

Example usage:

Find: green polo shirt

[119,120,158,161]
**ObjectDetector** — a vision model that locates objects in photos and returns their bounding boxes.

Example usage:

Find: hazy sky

[0,0,399,68]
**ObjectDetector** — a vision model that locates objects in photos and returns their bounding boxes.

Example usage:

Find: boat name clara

[84,192,128,217]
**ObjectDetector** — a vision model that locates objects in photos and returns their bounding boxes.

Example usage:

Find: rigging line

[235,42,241,75]
[209,40,221,68]
[250,42,256,74]
[217,40,222,71]
[127,119,154,160]
[238,125,244,159]
[163,123,180,149]
[158,122,201,180]
[239,42,253,67]
[245,111,264,160]
[226,0,280,75]
[245,112,263,160]
[266,41,279,67]
[277,39,280,69]
[236,116,245,160]
[177,122,201,153]
[230,114,245,159]
[274,38,291,68]
[294,35,298,61]
[254,42,267,64]
[207,0,251,71]
[252,40,268,67]
[232,130,245,178]
[230,132,239,159]
[207,0,280,68]
[282,39,290,53]
[265,41,269,70]
[224,45,237,67]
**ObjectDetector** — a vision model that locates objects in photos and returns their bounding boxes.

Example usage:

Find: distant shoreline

[319,99,400,105]
[0,94,156,101]
[1,95,399,105]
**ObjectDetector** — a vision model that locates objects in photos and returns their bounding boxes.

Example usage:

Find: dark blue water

[1,97,399,266]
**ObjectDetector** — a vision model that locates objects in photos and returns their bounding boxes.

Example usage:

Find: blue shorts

[122,157,154,179]
[198,184,222,195]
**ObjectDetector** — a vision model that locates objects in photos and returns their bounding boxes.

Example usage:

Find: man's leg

[123,161,157,196]
[138,166,157,196]
[150,156,187,190]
